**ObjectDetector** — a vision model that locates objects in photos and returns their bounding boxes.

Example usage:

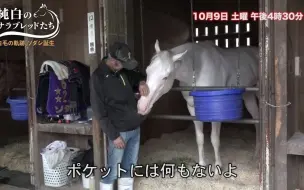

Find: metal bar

[171,86,259,91]
[196,31,251,38]
[190,0,194,43]
[149,114,259,124]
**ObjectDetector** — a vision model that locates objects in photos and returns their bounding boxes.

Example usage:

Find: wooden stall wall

[29,0,93,183]
[286,0,304,189]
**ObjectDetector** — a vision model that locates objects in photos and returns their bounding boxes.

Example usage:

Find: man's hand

[139,81,149,97]
[113,136,125,149]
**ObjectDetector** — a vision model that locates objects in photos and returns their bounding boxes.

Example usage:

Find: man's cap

[108,42,138,70]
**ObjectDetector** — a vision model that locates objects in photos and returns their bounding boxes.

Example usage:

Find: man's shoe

[118,177,134,190]
[100,182,113,190]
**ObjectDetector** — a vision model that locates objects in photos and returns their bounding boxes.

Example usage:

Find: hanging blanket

[47,71,71,116]
[57,60,91,113]
[36,72,50,115]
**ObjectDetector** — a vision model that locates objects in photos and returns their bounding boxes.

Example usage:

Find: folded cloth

[40,60,69,80]
[41,141,68,169]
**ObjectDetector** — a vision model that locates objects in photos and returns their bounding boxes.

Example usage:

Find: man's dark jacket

[90,62,146,141]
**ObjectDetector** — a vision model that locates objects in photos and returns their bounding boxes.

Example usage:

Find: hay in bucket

[134,125,259,190]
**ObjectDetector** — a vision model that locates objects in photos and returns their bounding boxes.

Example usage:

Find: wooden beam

[273,0,288,189]
[259,0,275,189]
[87,0,104,189]
[37,123,92,135]
[23,0,41,188]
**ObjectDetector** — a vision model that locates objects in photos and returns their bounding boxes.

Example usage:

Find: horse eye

[163,77,168,80]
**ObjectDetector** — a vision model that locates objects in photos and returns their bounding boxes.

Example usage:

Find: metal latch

[295,56,301,76]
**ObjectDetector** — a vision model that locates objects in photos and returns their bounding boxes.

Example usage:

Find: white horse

[137,39,260,171]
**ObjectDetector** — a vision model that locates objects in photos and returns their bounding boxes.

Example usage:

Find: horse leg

[187,104,206,166]
[243,91,260,165]
[211,122,222,175]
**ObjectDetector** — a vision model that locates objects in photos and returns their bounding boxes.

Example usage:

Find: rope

[264,101,291,108]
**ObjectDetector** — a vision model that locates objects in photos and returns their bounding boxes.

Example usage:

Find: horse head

[137,39,187,115]
[34,4,49,18]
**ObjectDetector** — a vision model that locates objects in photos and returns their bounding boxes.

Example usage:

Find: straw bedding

[134,124,259,190]
[0,124,259,190]
[0,139,30,173]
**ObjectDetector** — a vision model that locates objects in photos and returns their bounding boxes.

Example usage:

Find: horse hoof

[199,161,206,166]
[213,174,221,180]
[209,163,222,180]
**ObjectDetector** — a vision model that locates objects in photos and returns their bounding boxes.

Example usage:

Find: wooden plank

[287,132,304,155]
[37,123,92,135]
[87,0,103,189]
[274,0,288,189]
[258,0,274,189]
[22,0,41,187]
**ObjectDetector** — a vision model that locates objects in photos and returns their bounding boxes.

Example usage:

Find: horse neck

[170,43,199,85]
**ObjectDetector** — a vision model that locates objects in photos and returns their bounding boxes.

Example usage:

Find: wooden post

[259,0,274,188]
[87,0,103,189]
[23,0,41,187]
[273,0,288,189]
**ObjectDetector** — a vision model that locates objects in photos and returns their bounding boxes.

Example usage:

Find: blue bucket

[6,96,28,121]
[189,88,245,122]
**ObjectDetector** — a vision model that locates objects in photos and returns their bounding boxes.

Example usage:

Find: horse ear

[172,50,187,62]
[155,39,160,53]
